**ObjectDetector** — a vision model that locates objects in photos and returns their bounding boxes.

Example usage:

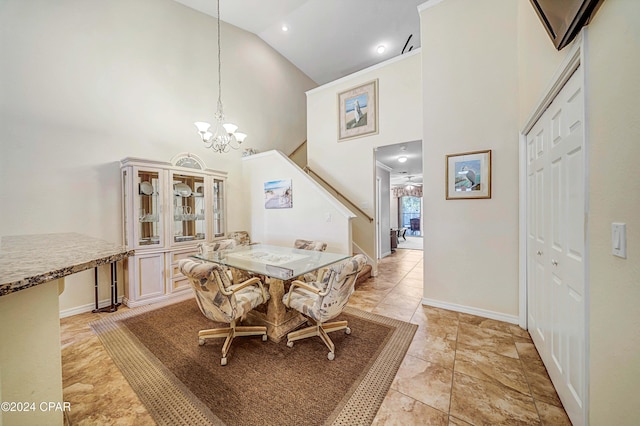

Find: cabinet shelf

[173,217,205,222]
[173,193,204,198]
[139,239,160,245]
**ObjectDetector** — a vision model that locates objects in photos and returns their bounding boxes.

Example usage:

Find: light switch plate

[612,223,627,258]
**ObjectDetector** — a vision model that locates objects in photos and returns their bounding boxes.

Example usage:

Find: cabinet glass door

[172,173,206,243]
[212,178,225,237]
[137,170,162,246]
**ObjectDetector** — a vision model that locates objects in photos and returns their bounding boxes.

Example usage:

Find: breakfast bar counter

[0,233,132,425]
[0,232,133,297]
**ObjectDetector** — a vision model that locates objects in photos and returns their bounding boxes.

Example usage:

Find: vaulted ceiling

[175,0,425,185]
[173,0,425,85]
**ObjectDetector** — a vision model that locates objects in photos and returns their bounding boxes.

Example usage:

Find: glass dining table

[193,243,350,342]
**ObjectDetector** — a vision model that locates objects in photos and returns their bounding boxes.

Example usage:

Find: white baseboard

[59,296,124,318]
[421,298,519,325]
[122,291,193,309]
[59,292,194,318]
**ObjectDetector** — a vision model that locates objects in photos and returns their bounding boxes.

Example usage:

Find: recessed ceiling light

[376,45,386,54]
[282,25,289,32]
[398,156,407,163]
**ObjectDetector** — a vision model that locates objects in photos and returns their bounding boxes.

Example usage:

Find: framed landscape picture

[446,150,492,200]
[264,179,293,209]
[338,79,378,141]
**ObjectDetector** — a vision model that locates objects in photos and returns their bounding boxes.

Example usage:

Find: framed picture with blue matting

[446,150,492,200]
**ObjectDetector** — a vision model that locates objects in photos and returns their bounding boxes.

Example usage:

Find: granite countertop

[0,233,133,297]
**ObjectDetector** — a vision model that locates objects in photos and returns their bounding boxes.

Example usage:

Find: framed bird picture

[337,79,378,141]
[446,150,492,200]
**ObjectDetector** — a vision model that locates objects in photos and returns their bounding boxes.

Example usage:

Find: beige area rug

[91,298,417,426]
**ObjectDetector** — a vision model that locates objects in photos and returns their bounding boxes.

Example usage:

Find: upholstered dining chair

[197,238,238,280]
[179,259,270,366]
[198,238,255,282]
[293,239,327,252]
[198,238,236,255]
[293,239,328,282]
[282,254,367,360]
[228,231,252,246]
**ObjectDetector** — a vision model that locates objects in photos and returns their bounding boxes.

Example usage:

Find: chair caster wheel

[327,352,335,361]
[198,338,205,346]
[262,334,268,342]
[221,357,227,366]
[345,327,351,335]
[287,341,294,348]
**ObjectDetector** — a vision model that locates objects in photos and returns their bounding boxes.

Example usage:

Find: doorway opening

[374,140,423,256]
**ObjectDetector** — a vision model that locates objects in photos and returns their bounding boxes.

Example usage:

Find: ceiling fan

[405,176,422,188]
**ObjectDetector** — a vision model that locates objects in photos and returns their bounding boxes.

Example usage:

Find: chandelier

[194,0,246,153]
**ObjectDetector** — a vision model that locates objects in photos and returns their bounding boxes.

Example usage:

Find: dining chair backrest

[228,231,251,246]
[314,254,367,322]
[293,239,327,252]
[198,239,236,256]
[179,259,238,323]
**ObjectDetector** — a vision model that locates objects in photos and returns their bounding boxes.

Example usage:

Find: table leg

[265,278,286,323]
[93,267,99,312]
[112,262,117,308]
[245,277,305,342]
[110,261,121,311]
[92,262,121,313]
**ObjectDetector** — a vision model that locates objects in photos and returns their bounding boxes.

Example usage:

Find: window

[400,196,421,236]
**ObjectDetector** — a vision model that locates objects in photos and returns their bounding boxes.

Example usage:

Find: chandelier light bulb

[234,132,247,143]
[223,123,238,134]
[194,121,211,134]
[398,156,407,163]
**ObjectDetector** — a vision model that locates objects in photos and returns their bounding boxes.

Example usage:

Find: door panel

[551,156,563,253]
[550,272,563,373]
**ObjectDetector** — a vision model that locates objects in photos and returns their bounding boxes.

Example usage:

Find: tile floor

[60,248,571,425]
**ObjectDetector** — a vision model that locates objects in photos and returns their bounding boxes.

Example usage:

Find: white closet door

[526,66,585,426]
[527,116,548,350]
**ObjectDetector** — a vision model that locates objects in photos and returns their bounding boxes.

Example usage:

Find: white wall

[376,164,391,257]
[420,0,520,319]
[516,1,566,124]
[494,0,640,422]
[517,0,640,422]
[0,0,316,313]
[420,2,640,420]
[306,50,423,261]
[242,151,355,254]
[390,193,399,229]
[580,1,640,423]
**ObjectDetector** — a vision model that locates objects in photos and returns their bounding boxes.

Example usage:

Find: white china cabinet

[121,153,227,307]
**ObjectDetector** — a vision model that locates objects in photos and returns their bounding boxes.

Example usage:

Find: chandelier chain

[193,0,246,153]
[216,0,223,114]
